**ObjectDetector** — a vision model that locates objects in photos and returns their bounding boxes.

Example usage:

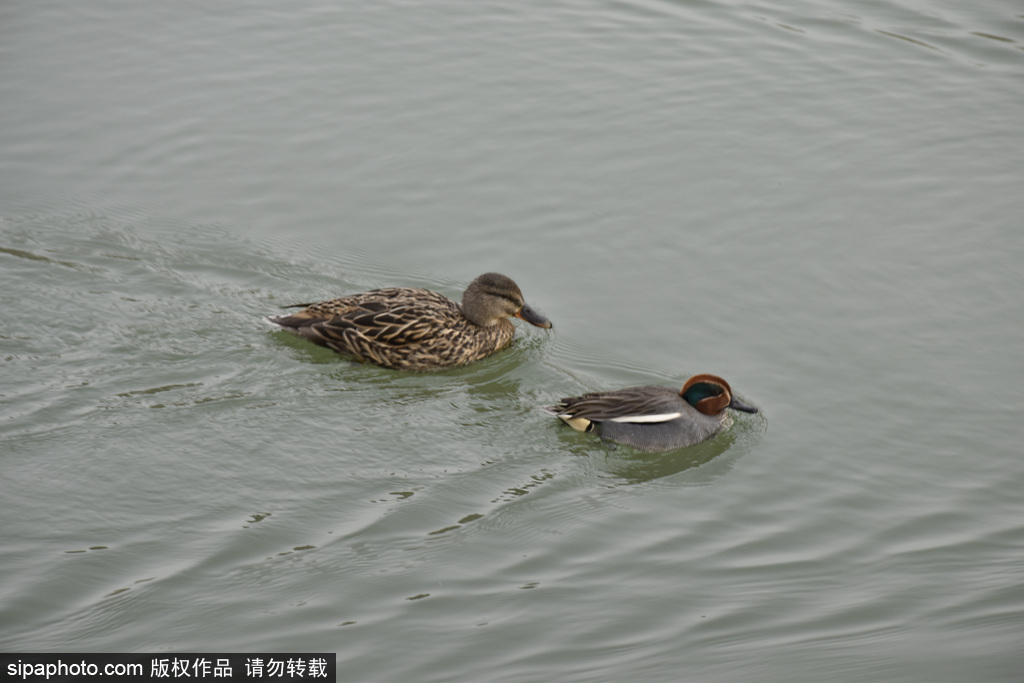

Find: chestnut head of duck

[680,374,758,416]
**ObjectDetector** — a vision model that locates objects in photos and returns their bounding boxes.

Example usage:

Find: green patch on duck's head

[680,374,732,416]
[681,374,758,416]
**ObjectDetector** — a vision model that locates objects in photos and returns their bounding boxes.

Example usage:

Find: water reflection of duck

[268,272,551,371]
[543,374,757,452]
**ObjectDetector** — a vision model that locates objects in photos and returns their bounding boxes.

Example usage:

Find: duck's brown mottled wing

[316,299,458,347]
[287,288,446,317]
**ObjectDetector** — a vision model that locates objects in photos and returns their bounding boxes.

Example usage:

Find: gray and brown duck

[268,272,551,371]
[543,374,757,452]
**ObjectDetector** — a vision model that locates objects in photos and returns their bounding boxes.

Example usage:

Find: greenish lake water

[2,1,1023,681]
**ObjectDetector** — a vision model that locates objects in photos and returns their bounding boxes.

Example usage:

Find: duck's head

[462,273,552,329]
[680,374,758,416]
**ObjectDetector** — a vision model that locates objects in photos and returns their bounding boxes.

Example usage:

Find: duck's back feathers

[543,386,683,424]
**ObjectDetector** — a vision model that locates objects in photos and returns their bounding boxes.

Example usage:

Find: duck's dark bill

[517,304,552,328]
[729,397,758,413]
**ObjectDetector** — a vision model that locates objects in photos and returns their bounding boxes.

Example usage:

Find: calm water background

[2,0,1022,681]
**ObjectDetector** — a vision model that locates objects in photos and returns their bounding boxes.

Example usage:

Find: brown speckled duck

[268,272,552,370]
[542,374,757,452]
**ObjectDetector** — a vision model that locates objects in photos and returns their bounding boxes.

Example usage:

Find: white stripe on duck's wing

[606,412,683,423]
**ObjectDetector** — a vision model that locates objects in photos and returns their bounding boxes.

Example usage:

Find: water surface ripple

[2,0,1023,681]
